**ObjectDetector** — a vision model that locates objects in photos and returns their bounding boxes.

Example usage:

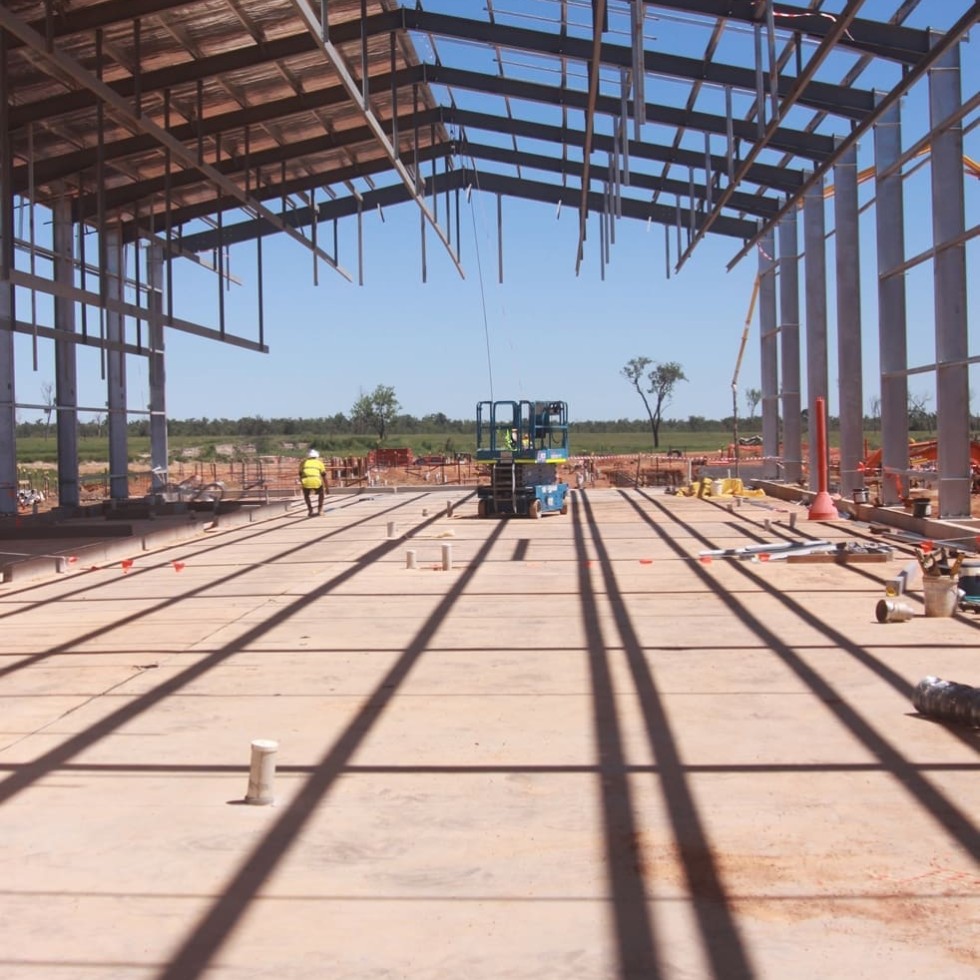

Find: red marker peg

[699,556,713,565]
[121,559,134,574]
[172,561,185,572]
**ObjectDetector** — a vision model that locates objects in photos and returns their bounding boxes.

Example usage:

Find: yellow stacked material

[676,477,766,498]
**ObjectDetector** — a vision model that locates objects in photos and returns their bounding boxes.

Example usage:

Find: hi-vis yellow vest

[300,458,326,489]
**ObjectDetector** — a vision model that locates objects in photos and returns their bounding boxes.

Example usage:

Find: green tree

[350,385,401,442]
[621,357,687,449]
[745,387,762,420]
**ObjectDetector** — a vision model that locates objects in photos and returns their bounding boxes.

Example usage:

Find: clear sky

[10,0,980,427]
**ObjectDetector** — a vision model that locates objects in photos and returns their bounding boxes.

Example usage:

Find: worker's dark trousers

[303,486,325,515]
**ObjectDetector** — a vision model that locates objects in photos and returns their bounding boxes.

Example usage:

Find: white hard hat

[307,449,319,458]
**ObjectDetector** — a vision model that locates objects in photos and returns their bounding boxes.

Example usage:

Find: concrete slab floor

[0,488,977,979]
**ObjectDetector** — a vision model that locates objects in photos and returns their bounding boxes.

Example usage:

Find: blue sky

[11,0,980,426]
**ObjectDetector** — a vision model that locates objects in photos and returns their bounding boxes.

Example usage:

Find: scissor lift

[475,400,570,518]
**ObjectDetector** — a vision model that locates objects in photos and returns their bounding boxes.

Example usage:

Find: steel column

[758,226,779,480]
[929,40,970,518]
[778,206,802,484]
[0,27,15,517]
[873,99,908,506]
[833,143,863,496]
[104,226,128,501]
[53,195,80,508]
[147,242,168,493]
[803,178,828,492]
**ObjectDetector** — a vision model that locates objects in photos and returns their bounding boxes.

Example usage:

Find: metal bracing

[758,227,779,481]
[288,0,464,280]
[873,98,909,507]
[777,207,802,486]
[833,144,864,497]
[53,196,80,509]
[929,41,971,519]
[803,178,828,493]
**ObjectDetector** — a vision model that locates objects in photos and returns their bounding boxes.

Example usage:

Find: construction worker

[299,449,327,516]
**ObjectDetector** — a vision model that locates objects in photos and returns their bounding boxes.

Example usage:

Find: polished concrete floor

[0,488,977,979]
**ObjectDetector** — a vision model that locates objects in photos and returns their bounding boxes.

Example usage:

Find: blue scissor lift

[475,400,570,518]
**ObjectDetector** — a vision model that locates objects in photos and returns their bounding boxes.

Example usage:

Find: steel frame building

[1,0,978,516]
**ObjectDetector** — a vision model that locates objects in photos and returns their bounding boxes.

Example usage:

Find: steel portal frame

[0,0,978,516]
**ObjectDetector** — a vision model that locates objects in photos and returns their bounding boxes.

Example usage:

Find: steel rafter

[0,3,355,281]
[179,160,758,254]
[726,1,980,269]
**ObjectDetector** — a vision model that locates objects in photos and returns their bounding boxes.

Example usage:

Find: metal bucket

[875,598,914,623]
[853,488,869,504]
[921,575,959,617]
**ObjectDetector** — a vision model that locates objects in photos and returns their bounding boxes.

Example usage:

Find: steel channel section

[758,226,779,480]
[147,242,168,494]
[803,179,829,492]
[874,98,909,506]
[834,143,864,497]
[0,27,15,517]
[929,41,971,518]
[53,196,80,509]
[104,227,128,501]
[778,206,802,485]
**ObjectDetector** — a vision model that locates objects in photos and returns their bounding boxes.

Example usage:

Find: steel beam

[803,178,828,493]
[402,9,875,120]
[833,143,863,497]
[758,227,780,480]
[8,266,264,352]
[286,0,463,279]
[180,165,757,255]
[0,5,353,282]
[778,206,802,485]
[874,98,909,506]
[53,196,80,509]
[929,40,971,518]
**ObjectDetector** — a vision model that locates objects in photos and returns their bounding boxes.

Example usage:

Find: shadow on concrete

[625,489,980,859]
[577,492,755,979]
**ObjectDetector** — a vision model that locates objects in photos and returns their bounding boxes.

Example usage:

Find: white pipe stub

[245,738,279,805]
